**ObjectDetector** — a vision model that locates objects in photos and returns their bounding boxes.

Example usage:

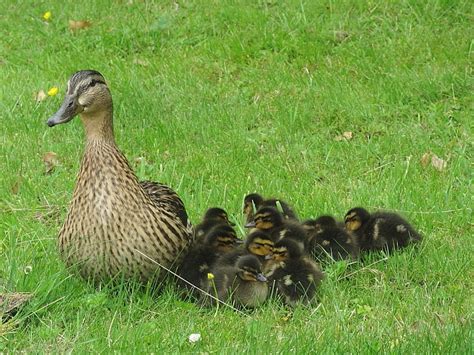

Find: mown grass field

[1,0,472,352]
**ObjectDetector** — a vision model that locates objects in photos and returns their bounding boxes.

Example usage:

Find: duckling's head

[271,239,304,262]
[204,225,242,254]
[245,206,283,230]
[243,193,264,221]
[344,207,370,231]
[245,231,274,257]
[203,207,235,226]
[47,70,111,128]
[236,255,267,282]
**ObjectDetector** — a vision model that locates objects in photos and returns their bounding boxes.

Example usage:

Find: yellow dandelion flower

[207,273,215,280]
[43,11,52,21]
[47,87,59,96]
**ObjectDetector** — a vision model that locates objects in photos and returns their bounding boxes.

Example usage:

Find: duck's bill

[46,97,79,127]
[244,221,256,228]
[256,273,267,282]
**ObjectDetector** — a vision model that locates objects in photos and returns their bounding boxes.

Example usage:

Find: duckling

[245,207,307,249]
[344,207,422,252]
[209,255,268,308]
[303,216,359,261]
[194,207,235,239]
[177,224,242,294]
[46,70,193,283]
[243,193,298,224]
[266,239,324,306]
[243,193,264,224]
[215,230,274,268]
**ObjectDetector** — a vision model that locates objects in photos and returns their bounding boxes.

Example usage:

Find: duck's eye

[89,80,97,88]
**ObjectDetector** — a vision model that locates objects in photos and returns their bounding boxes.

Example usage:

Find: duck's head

[236,255,267,282]
[245,206,283,230]
[47,70,111,127]
[344,207,370,232]
[245,231,274,257]
[203,207,235,226]
[270,238,303,262]
[204,224,242,254]
[243,193,264,222]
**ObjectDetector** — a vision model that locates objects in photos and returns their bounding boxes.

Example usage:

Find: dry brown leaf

[43,152,59,174]
[420,152,431,167]
[11,177,22,195]
[35,90,47,102]
[69,20,92,31]
[335,131,353,141]
[133,58,150,67]
[431,154,447,172]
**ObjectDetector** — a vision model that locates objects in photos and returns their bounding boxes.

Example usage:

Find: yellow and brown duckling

[243,193,298,224]
[246,206,307,250]
[208,255,268,308]
[46,70,193,283]
[194,207,235,239]
[215,230,275,269]
[303,216,359,261]
[344,207,422,252]
[266,238,324,306]
[177,224,242,294]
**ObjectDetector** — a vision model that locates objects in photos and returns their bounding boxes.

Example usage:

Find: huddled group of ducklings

[177,193,422,308]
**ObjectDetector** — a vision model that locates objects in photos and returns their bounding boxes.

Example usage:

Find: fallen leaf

[69,20,92,31]
[11,176,22,195]
[43,152,59,174]
[35,90,47,102]
[42,11,52,21]
[47,87,59,96]
[334,131,353,141]
[420,152,431,167]
[431,154,447,172]
[133,58,149,67]
[420,152,447,171]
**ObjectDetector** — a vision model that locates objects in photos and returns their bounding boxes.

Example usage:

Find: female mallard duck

[209,255,268,308]
[194,207,235,239]
[266,238,324,306]
[243,193,298,224]
[46,70,193,283]
[344,207,422,252]
[303,215,359,261]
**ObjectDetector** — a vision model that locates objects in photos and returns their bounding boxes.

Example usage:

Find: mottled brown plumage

[47,70,193,283]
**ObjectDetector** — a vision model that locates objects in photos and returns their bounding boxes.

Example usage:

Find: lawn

[1,0,472,352]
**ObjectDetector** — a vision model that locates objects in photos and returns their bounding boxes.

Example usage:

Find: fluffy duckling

[177,224,242,294]
[243,193,298,224]
[209,255,268,308]
[246,207,307,249]
[215,230,275,268]
[344,207,422,252]
[266,239,324,306]
[303,216,359,261]
[194,207,235,239]
[46,70,193,283]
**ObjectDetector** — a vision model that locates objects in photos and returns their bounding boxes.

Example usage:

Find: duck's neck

[80,109,115,144]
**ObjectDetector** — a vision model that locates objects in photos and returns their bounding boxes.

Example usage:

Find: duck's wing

[139,180,192,231]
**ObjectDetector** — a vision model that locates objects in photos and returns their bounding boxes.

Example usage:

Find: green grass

[1,0,473,352]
